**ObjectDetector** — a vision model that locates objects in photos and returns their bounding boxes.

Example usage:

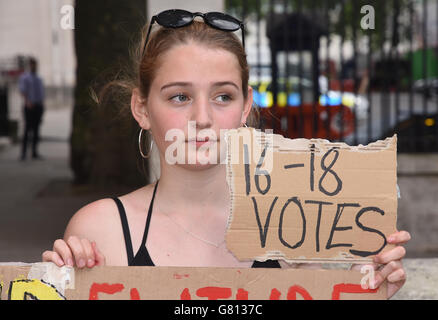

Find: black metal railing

[226,0,438,152]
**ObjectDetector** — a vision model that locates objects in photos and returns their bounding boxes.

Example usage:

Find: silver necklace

[161,211,226,248]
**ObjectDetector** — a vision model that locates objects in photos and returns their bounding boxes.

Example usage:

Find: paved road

[0,106,108,262]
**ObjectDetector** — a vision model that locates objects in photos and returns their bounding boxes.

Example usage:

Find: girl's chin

[165,153,226,169]
[176,162,222,171]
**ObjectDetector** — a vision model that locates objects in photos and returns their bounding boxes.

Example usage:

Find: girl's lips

[186,137,216,142]
[195,140,209,147]
[186,138,218,147]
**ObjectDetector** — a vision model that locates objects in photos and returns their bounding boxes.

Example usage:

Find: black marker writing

[252,196,279,248]
[349,207,387,257]
[244,144,250,196]
[278,197,306,249]
[284,164,305,169]
[305,200,333,252]
[319,148,342,196]
[310,143,315,192]
[326,203,360,250]
[255,144,271,195]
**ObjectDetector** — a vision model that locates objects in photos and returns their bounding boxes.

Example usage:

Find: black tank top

[112,179,280,268]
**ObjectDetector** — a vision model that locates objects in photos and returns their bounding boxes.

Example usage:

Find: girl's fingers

[92,241,106,266]
[47,237,102,269]
[373,246,406,264]
[380,260,403,279]
[387,268,407,283]
[372,260,403,288]
[53,239,74,267]
[367,230,410,292]
[81,238,96,268]
[42,250,65,267]
[387,231,411,245]
[66,236,87,268]
[51,251,65,267]
[42,250,50,262]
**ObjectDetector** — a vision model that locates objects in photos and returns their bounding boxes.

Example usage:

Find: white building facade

[0,0,76,87]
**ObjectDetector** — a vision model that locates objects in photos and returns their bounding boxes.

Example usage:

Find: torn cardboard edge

[234,127,397,154]
[224,127,398,264]
[0,263,386,300]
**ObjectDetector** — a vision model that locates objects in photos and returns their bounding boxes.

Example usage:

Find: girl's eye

[215,94,232,103]
[170,94,189,103]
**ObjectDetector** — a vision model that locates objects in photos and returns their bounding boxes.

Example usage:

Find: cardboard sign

[0,129,395,300]
[0,264,385,300]
[225,128,398,263]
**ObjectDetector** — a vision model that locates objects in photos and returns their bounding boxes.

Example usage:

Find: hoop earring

[138,128,153,159]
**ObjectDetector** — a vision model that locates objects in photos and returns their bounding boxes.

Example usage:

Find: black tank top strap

[112,180,279,268]
[111,197,134,264]
[139,179,159,248]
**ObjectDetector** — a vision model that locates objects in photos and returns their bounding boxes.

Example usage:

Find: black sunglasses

[142,9,245,57]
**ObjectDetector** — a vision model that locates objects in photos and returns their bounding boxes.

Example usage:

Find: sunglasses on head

[142,9,245,58]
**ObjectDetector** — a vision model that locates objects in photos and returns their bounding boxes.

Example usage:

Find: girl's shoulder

[63,197,121,241]
[68,184,154,235]
[66,183,155,233]
[63,183,156,265]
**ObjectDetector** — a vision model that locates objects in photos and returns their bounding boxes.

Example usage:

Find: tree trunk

[71,0,149,191]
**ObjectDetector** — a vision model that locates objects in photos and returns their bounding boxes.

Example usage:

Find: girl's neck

[154,160,231,220]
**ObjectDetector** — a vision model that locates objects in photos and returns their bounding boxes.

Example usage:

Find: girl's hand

[42,236,106,268]
[373,230,410,299]
[352,230,411,299]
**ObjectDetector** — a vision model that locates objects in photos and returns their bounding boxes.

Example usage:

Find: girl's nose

[191,97,213,129]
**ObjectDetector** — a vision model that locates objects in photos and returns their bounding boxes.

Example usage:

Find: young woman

[42,10,410,299]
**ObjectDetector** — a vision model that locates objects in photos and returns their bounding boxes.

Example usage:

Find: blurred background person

[18,57,45,160]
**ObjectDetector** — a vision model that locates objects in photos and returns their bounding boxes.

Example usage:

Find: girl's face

[135,42,252,169]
